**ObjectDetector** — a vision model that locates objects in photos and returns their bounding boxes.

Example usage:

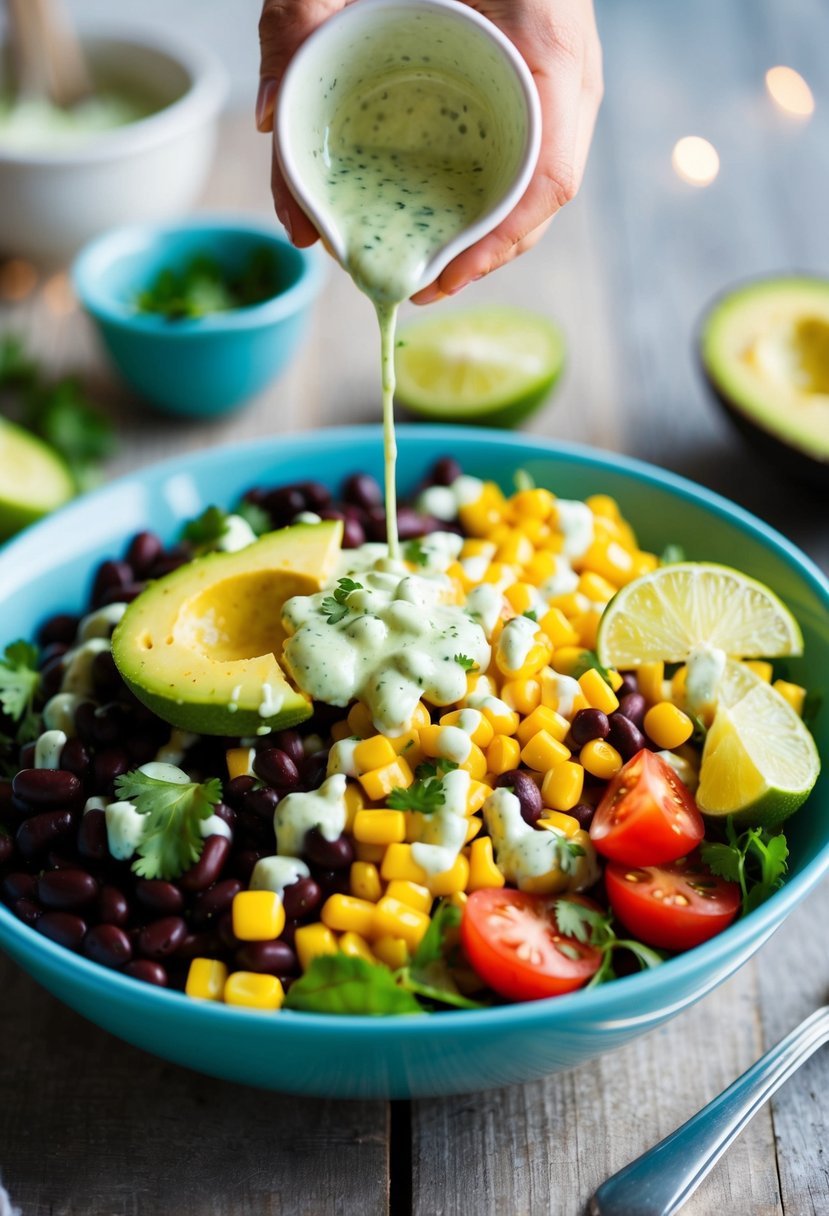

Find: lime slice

[0,417,75,541]
[394,306,565,427]
[697,680,820,827]
[596,562,803,668]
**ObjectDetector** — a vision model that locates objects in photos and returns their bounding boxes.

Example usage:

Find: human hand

[256,0,603,301]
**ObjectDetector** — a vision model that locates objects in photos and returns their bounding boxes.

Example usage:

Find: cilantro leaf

[699,841,741,883]
[404,539,430,567]
[522,610,538,622]
[553,898,663,987]
[0,639,40,742]
[414,759,457,780]
[411,901,462,970]
[570,650,613,686]
[136,249,281,320]
[235,499,271,537]
[454,654,477,672]
[660,543,686,565]
[387,776,445,813]
[400,901,488,1010]
[321,578,363,625]
[114,769,222,880]
[700,819,789,916]
[284,954,422,1015]
[183,505,229,549]
[0,333,37,389]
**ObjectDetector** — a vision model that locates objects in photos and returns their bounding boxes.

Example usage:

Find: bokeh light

[0,259,38,302]
[671,136,720,187]
[765,66,815,118]
[42,272,78,317]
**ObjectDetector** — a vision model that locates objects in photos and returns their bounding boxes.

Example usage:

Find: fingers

[411,217,552,306]
[270,149,321,246]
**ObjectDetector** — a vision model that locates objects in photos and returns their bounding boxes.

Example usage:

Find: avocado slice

[0,417,75,540]
[112,520,343,735]
[700,276,829,486]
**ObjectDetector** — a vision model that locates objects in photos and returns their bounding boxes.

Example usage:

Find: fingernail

[256,78,278,131]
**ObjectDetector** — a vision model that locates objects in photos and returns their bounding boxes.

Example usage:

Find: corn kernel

[538,606,579,648]
[745,660,773,683]
[232,890,285,942]
[638,661,665,704]
[350,861,382,902]
[478,700,520,736]
[225,747,255,781]
[353,808,407,845]
[224,971,284,1010]
[372,897,431,951]
[381,843,429,885]
[428,853,470,897]
[385,879,432,914]
[550,646,588,676]
[607,669,624,692]
[578,667,620,715]
[338,931,377,964]
[358,756,414,801]
[500,678,541,715]
[541,761,584,811]
[464,816,482,843]
[460,743,488,781]
[586,493,622,521]
[418,724,443,757]
[516,704,570,746]
[372,935,409,969]
[388,729,420,756]
[330,719,353,743]
[521,730,571,772]
[466,779,493,814]
[773,679,806,716]
[524,550,560,585]
[549,592,584,619]
[354,735,397,773]
[538,810,582,837]
[459,483,505,537]
[295,923,338,971]
[341,782,365,832]
[486,734,521,775]
[511,487,555,518]
[644,702,694,750]
[578,571,618,603]
[321,893,377,937]
[354,840,387,864]
[439,709,494,748]
[578,537,635,584]
[580,739,623,779]
[461,538,496,558]
[408,701,431,730]
[574,609,602,650]
[505,582,537,615]
[448,891,468,910]
[496,531,535,566]
[467,836,506,892]
[630,551,659,578]
[185,957,228,1001]
[347,701,374,738]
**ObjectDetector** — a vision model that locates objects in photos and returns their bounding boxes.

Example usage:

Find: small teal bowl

[1,427,827,1099]
[72,217,326,417]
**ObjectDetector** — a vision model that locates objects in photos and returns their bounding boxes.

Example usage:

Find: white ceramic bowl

[0,28,227,263]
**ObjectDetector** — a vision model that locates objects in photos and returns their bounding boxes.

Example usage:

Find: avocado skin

[116,675,312,739]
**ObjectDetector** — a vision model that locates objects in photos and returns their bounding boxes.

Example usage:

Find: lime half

[697,680,820,827]
[394,306,565,427]
[596,562,803,668]
[0,417,75,541]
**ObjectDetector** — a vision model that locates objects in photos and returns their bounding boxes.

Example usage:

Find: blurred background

[0,0,826,555]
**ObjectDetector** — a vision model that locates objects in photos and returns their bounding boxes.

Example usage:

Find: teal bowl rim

[71,215,327,336]
[1,424,827,1040]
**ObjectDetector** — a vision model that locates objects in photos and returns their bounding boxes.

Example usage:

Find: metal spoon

[590,1004,829,1216]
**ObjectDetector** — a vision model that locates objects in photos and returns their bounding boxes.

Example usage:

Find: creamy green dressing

[0,94,151,151]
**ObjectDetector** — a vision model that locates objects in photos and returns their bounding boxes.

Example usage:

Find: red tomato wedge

[589,749,704,866]
[460,888,602,1002]
[605,855,741,951]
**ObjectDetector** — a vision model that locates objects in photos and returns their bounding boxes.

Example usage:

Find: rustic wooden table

[1,1,828,1212]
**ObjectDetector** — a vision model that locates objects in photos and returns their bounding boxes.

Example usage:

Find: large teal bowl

[72,218,326,417]
[1,427,827,1098]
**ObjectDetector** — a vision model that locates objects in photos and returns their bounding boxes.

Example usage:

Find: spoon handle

[590,1005,829,1216]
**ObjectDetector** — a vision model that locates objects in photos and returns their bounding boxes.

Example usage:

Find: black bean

[126,531,163,578]
[396,508,440,541]
[607,714,646,761]
[135,880,184,917]
[2,872,36,903]
[12,767,81,809]
[38,613,80,647]
[124,960,169,987]
[224,775,257,808]
[191,879,242,928]
[254,749,300,790]
[300,750,328,792]
[126,734,158,766]
[263,485,307,523]
[148,557,187,579]
[271,730,304,767]
[39,656,65,700]
[431,456,463,486]
[571,708,610,746]
[365,505,388,542]
[618,673,639,698]
[97,885,130,927]
[176,930,221,960]
[18,742,37,769]
[92,650,123,699]
[618,692,647,728]
[229,849,262,884]
[295,480,332,510]
[570,803,596,830]
[45,850,80,870]
[60,737,91,778]
[494,770,543,825]
[0,778,12,813]
[236,812,275,852]
[0,833,12,866]
[235,939,298,976]
[40,642,69,667]
[36,869,98,910]
[92,747,131,796]
[342,472,383,509]
[77,809,109,861]
[13,897,42,927]
[342,517,367,549]
[282,877,322,920]
[16,809,75,860]
[241,786,279,821]
[101,582,145,606]
[279,918,301,948]
[137,916,188,959]
[37,911,87,950]
[179,835,231,893]
[304,828,354,870]
[84,924,132,969]
[212,803,236,828]
[92,559,133,608]
[217,912,240,951]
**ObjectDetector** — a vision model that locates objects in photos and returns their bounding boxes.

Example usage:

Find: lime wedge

[394,306,565,427]
[596,563,803,668]
[697,680,820,827]
[0,417,75,541]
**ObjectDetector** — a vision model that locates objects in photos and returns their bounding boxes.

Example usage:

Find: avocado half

[112,520,342,736]
[700,276,829,486]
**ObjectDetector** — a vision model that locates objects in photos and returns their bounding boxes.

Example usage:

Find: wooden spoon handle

[5,0,92,107]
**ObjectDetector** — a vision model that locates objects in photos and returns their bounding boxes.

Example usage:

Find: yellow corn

[347,701,375,738]
[744,660,773,683]
[358,756,414,801]
[428,853,470,897]
[478,700,520,735]
[343,782,365,832]
[541,760,584,811]
[511,487,555,518]
[461,538,496,558]
[466,780,492,815]
[464,816,482,843]
[524,550,560,585]
[538,606,579,648]
[670,665,688,703]
[574,609,602,650]
[578,537,635,585]
[354,735,398,773]
[372,897,431,951]
[354,840,387,864]
[630,551,659,578]
[460,743,488,780]
[338,931,377,964]
[350,861,383,902]
[486,734,521,775]
[458,482,505,537]
[381,843,429,885]
[417,724,444,757]
[637,661,665,704]
[550,646,588,676]
[372,936,409,969]
[330,719,353,743]
[516,704,570,746]
[232,890,285,942]
[294,923,338,971]
[353,809,407,845]
[578,571,618,604]
[504,581,537,615]
[549,592,584,620]
[644,702,694,749]
[607,668,624,692]
[467,836,506,892]
[388,728,421,755]
[448,891,468,911]
[580,739,623,779]
[321,893,377,937]
[578,667,620,715]
[496,531,535,566]
[521,730,571,772]
[500,678,541,715]
[225,747,255,781]
[538,810,582,838]
[185,957,228,1002]
[439,709,494,748]
[385,879,432,914]
[224,972,284,1010]
[773,679,806,716]
[410,701,431,729]
[586,493,622,521]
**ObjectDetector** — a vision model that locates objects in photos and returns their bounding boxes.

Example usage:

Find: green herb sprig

[553,899,665,986]
[700,819,789,915]
[321,578,363,625]
[115,769,222,881]
[0,639,40,744]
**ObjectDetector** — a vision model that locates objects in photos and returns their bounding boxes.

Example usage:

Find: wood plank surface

[2,0,829,1213]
